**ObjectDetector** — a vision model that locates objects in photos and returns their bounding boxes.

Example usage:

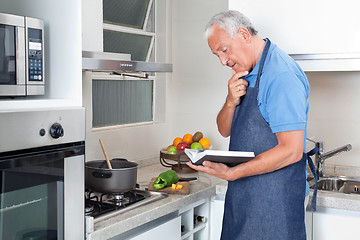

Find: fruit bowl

[159,146,211,174]
[160,146,212,159]
[160,148,190,161]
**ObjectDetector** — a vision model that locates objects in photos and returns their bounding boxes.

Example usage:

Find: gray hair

[205,10,258,39]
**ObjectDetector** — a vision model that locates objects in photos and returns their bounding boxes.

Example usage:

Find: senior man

[187,10,314,240]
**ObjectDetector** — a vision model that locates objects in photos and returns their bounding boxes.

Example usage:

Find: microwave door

[0,24,25,96]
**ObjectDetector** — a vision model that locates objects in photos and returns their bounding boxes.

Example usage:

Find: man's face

[208,25,251,74]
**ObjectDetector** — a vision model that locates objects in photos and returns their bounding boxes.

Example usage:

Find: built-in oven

[0,12,44,96]
[0,108,85,239]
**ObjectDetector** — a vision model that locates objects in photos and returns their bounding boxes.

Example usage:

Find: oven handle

[92,170,112,178]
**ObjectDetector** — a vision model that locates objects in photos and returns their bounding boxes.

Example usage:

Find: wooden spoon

[99,139,113,169]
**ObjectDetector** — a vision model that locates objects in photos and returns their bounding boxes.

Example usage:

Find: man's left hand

[186,161,233,181]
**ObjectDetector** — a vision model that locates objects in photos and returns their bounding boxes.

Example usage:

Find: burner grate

[85,189,147,218]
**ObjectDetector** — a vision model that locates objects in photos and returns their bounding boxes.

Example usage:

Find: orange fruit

[183,134,193,144]
[173,137,183,146]
[199,138,211,148]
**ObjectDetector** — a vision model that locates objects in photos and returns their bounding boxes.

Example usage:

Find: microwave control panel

[28,28,43,82]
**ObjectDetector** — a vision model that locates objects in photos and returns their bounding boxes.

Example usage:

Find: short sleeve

[265,72,309,133]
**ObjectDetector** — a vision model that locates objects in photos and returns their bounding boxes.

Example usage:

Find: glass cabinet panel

[103,30,152,61]
[92,79,153,127]
[103,0,150,29]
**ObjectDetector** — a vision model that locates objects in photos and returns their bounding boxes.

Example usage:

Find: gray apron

[221,39,307,240]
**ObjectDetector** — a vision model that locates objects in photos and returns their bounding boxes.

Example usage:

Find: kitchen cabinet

[110,197,211,240]
[229,0,360,71]
[305,210,313,240]
[312,207,360,240]
[179,198,211,240]
[210,194,225,240]
[110,213,181,240]
[229,0,360,54]
[129,216,181,240]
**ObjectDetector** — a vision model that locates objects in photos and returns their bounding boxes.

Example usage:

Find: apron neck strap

[255,38,271,88]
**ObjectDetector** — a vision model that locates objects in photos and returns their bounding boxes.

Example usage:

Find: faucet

[306,138,352,179]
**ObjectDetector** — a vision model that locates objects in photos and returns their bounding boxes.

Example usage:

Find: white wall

[170,0,230,151]
[307,72,360,167]
[82,0,103,52]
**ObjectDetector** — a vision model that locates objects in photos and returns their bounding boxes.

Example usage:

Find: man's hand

[186,161,234,181]
[216,71,248,137]
[188,130,305,182]
[226,71,249,107]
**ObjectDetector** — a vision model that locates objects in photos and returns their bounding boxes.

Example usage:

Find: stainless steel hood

[290,52,360,61]
[82,51,172,73]
[289,52,360,72]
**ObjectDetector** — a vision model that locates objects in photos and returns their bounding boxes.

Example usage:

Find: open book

[184,149,255,167]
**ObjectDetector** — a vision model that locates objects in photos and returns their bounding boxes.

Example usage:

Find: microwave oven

[0,12,44,96]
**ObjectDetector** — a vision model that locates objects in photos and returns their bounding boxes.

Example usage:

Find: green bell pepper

[153,170,179,190]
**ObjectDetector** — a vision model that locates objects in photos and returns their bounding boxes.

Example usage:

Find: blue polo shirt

[243,39,310,195]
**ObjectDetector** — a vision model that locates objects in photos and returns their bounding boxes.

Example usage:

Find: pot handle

[92,170,112,178]
[111,158,128,162]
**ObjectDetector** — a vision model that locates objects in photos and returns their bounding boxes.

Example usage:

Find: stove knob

[50,123,64,139]
[39,128,46,136]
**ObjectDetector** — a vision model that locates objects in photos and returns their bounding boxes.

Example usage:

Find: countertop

[86,163,226,240]
[86,163,360,240]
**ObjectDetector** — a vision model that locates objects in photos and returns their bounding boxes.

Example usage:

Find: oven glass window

[0,158,64,240]
[0,24,16,85]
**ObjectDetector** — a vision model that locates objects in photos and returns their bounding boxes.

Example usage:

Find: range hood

[289,53,360,72]
[82,51,172,73]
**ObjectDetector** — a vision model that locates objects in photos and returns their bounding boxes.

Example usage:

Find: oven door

[0,13,26,96]
[0,142,85,240]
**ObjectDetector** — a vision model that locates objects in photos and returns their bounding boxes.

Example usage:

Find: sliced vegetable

[171,184,183,190]
[153,170,179,190]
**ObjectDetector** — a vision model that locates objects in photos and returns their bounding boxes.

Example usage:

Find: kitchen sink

[311,177,360,194]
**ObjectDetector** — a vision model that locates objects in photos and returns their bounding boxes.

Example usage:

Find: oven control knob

[50,123,64,139]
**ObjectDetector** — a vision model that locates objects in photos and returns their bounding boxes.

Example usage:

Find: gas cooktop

[85,188,167,222]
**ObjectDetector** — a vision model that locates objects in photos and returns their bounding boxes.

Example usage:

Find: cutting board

[148,178,190,195]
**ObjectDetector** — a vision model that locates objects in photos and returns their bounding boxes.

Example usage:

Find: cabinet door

[229,0,360,54]
[130,216,181,240]
[210,195,225,240]
[305,210,312,240]
[313,207,360,240]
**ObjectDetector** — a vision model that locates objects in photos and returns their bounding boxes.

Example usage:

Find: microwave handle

[16,26,26,85]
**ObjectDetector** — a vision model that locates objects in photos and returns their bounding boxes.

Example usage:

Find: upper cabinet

[229,0,360,71]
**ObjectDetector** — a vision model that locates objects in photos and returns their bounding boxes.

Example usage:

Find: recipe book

[184,149,255,167]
